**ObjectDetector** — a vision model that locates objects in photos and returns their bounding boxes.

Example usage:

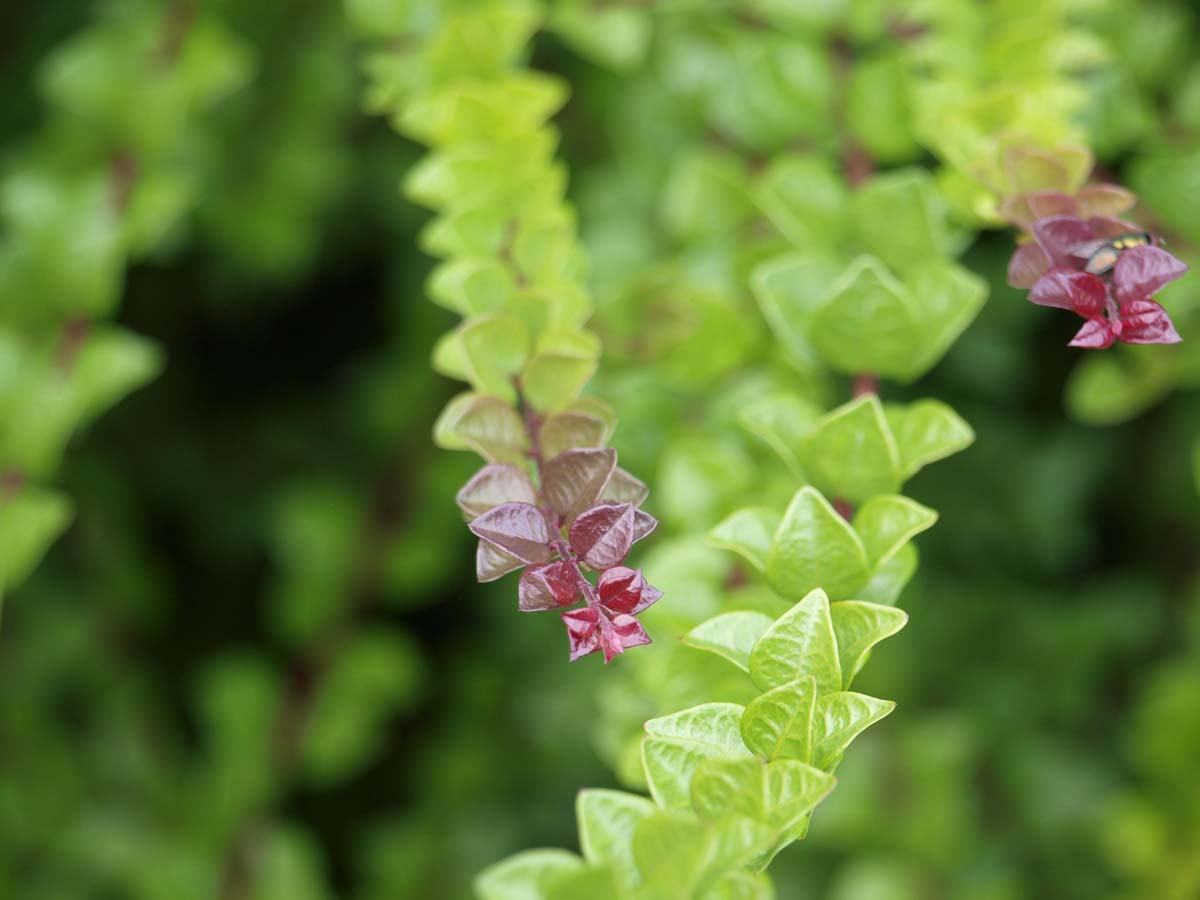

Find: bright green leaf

[684,611,775,673]
[576,789,655,891]
[475,849,584,900]
[829,601,908,689]
[707,508,781,573]
[643,703,751,810]
[766,488,869,601]
[884,399,974,479]
[799,395,902,503]
[811,692,895,770]
[741,675,817,763]
[852,495,937,568]
[748,587,841,694]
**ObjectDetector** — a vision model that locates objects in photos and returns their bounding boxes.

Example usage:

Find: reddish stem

[852,372,879,398]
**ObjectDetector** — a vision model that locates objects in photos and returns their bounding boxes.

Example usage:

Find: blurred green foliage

[0,1,1198,899]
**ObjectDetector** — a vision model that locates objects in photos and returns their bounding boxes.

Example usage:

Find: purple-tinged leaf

[598,567,662,615]
[1030,269,1106,315]
[1033,216,1094,268]
[562,607,601,661]
[539,412,608,460]
[600,467,649,507]
[1112,246,1188,306]
[1007,241,1050,289]
[1116,300,1182,345]
[569,502,635,570]
[519,560,579,611]
[456,463,537,520]
[469,502,552,564]
[633,508,658,543]
[1068,318,1116,350]
[476,540,525,583]
[542,448,617,524]
[1086,215,1141,239]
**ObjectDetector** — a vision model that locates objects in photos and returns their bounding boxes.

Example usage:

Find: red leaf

[542,448,617,525]
[1007,241,1051,289]
[562,607,601,661]
[1029,269,1106,314]
[569,502,635,569]
[476,540,525,583]
[456,463,537,520]
[609,614,651,656]
[1112,246,1189,306]
[598,566,662,614]
[1116,300,1182,345]
[1068,318,1116,350]
[468,502,553,564]
[519,561,579,611]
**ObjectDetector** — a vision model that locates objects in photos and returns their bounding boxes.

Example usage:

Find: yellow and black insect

[1071,232,1159,275]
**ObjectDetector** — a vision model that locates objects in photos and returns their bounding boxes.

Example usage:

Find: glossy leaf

[707,507,780,573]
[632,811,773,898]
[597,567,661,614]
[469,502,552,564]
[748,588,841,695]
[538,412,608,460]
[766,488,870,601]
[690,755,837,838]
[642,703,750,810]
[476,540,526,583]
[884,399,975,479]
[851,168,948,275]
[811,692,895,769]
[519,561,578,611]
[829,601,909,689]
[683,611,775,673]
[542,448,616,524]
[852,495,937,568]
[799,395,902,503]
[599,467,649,507]
[456,463,538,520]
[740,676,817,763]
[568,502,635,569]
[576,789,654,890]
[857,542,918,606]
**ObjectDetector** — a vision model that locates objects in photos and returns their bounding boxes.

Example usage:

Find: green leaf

[543,865,621,900]
[684,611,776,673]
[750,252,843,368]
[748,588,841,694]
[660,149,753,241]
[0,484,73,591]
[847,53,919,164]
[299,630,424,785]
[737,393,821,475]
[632,811,773,898]
[753,153,848,249]
[433,392,530,464]
[576,790,655,891]
[852,495,937,568]
[707,508,781,573]
[707,871,775,900]
[547,6,651,72]
[1064,349,1175,426]
[902,260,988,380]
[740,675,817,763]
[475,849,584,900]
[829,601,909,689]
[459,315,530,403]
[521,330,601,413]
[428,257,515,316]
[884,399,974,479]
[799,395,902,503]
[811,692,895,770]
[766,488,869,601]
[857,543,917,606]
[851,168,948,275]
[691,756,837,838]
[643,703,751,810]
[810,256,922,380]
